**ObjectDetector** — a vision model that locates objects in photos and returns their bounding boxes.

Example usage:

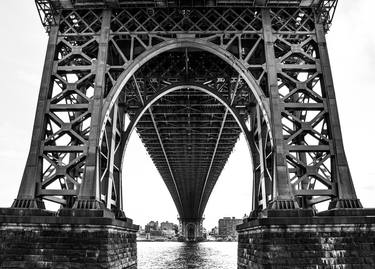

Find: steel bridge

[17,0,356,229]
[26,0,346,214]
[1,1,375,268]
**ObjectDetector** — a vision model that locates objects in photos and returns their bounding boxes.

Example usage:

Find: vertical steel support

[262,9,298,209]
[114,101,126,214]
[107,102,119,209]
[251,115,260,214]
[315,22,362,209]
[102,103,118,209]
[99,96,126,216]
[12,22,60,209]
[256,105,268,210]
[74,10,112,209]
[250,104,268,214]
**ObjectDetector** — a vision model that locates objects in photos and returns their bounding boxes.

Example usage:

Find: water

[138,241,237,269]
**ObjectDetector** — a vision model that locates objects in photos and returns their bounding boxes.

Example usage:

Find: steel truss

[13,4,361,218]
[36,0,338,32]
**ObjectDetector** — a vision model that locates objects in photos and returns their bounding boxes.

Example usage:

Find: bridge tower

[178,218,204,242]
[1,0,375,268]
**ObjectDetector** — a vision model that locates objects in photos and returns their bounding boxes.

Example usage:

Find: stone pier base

[237,209,375,269]
[0,209,138,269]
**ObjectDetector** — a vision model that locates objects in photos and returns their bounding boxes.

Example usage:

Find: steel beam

[12,22,60,209]
[262,9,298,209]
[315,21,361,209]
[197,76,241,215]
[75,10,112,209]
[133,76,184,215]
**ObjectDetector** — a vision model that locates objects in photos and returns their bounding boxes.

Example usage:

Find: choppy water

[138,241,237,269]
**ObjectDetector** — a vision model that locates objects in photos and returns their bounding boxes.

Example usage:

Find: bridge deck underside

[124,50,250,218]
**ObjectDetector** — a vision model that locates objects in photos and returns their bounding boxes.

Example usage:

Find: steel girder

[12,5,361,219]
[35,0,338,31]
[114,81,255,218]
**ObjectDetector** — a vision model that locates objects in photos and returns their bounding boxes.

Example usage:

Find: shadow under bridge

[99,49,265,239]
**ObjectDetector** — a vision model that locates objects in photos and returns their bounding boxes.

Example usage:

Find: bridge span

[1,0,375,268]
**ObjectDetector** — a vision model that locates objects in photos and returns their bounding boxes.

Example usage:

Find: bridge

[0,0,375,268]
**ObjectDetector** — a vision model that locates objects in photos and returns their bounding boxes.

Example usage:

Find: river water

[138,241,237,269]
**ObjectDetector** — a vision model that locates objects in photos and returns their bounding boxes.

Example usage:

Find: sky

[0,1,374,230]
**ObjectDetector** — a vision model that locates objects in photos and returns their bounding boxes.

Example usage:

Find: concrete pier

[0,209,138,269]
[237,209,375,268]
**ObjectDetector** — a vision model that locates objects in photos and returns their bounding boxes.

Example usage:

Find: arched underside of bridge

[99,48,260,224]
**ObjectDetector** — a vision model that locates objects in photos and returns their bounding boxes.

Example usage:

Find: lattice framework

[13,3,361,218]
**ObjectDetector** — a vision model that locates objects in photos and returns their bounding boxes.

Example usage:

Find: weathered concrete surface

[237,209,375,269]
[0,209,138,269]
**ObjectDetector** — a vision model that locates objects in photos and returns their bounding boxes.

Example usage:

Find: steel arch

[115,82,258,216]
[100,38,271,143]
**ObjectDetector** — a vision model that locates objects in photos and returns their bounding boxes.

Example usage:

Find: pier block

[237,209,375,269]
[0,209,138,269]
[178,218,204,242]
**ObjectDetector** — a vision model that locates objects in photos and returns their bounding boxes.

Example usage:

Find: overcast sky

[0,1,374,230]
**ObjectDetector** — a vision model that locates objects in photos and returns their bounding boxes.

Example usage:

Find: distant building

[137,225,144,237]
[161,229,175,237]
[160,221,174,231]
[210,226,218,236]
[160,221,178,237]
[218,217,242,237]
[150,230,163,236]
[145,221,159,233]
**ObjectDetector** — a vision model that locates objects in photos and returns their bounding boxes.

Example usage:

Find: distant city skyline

[135,216,245,231]
[0,1,375,231]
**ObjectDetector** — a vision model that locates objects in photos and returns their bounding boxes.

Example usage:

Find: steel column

[74,10,112,209]
[12,22,60,209]
[315,21,361,209]
[261,9,298,209]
